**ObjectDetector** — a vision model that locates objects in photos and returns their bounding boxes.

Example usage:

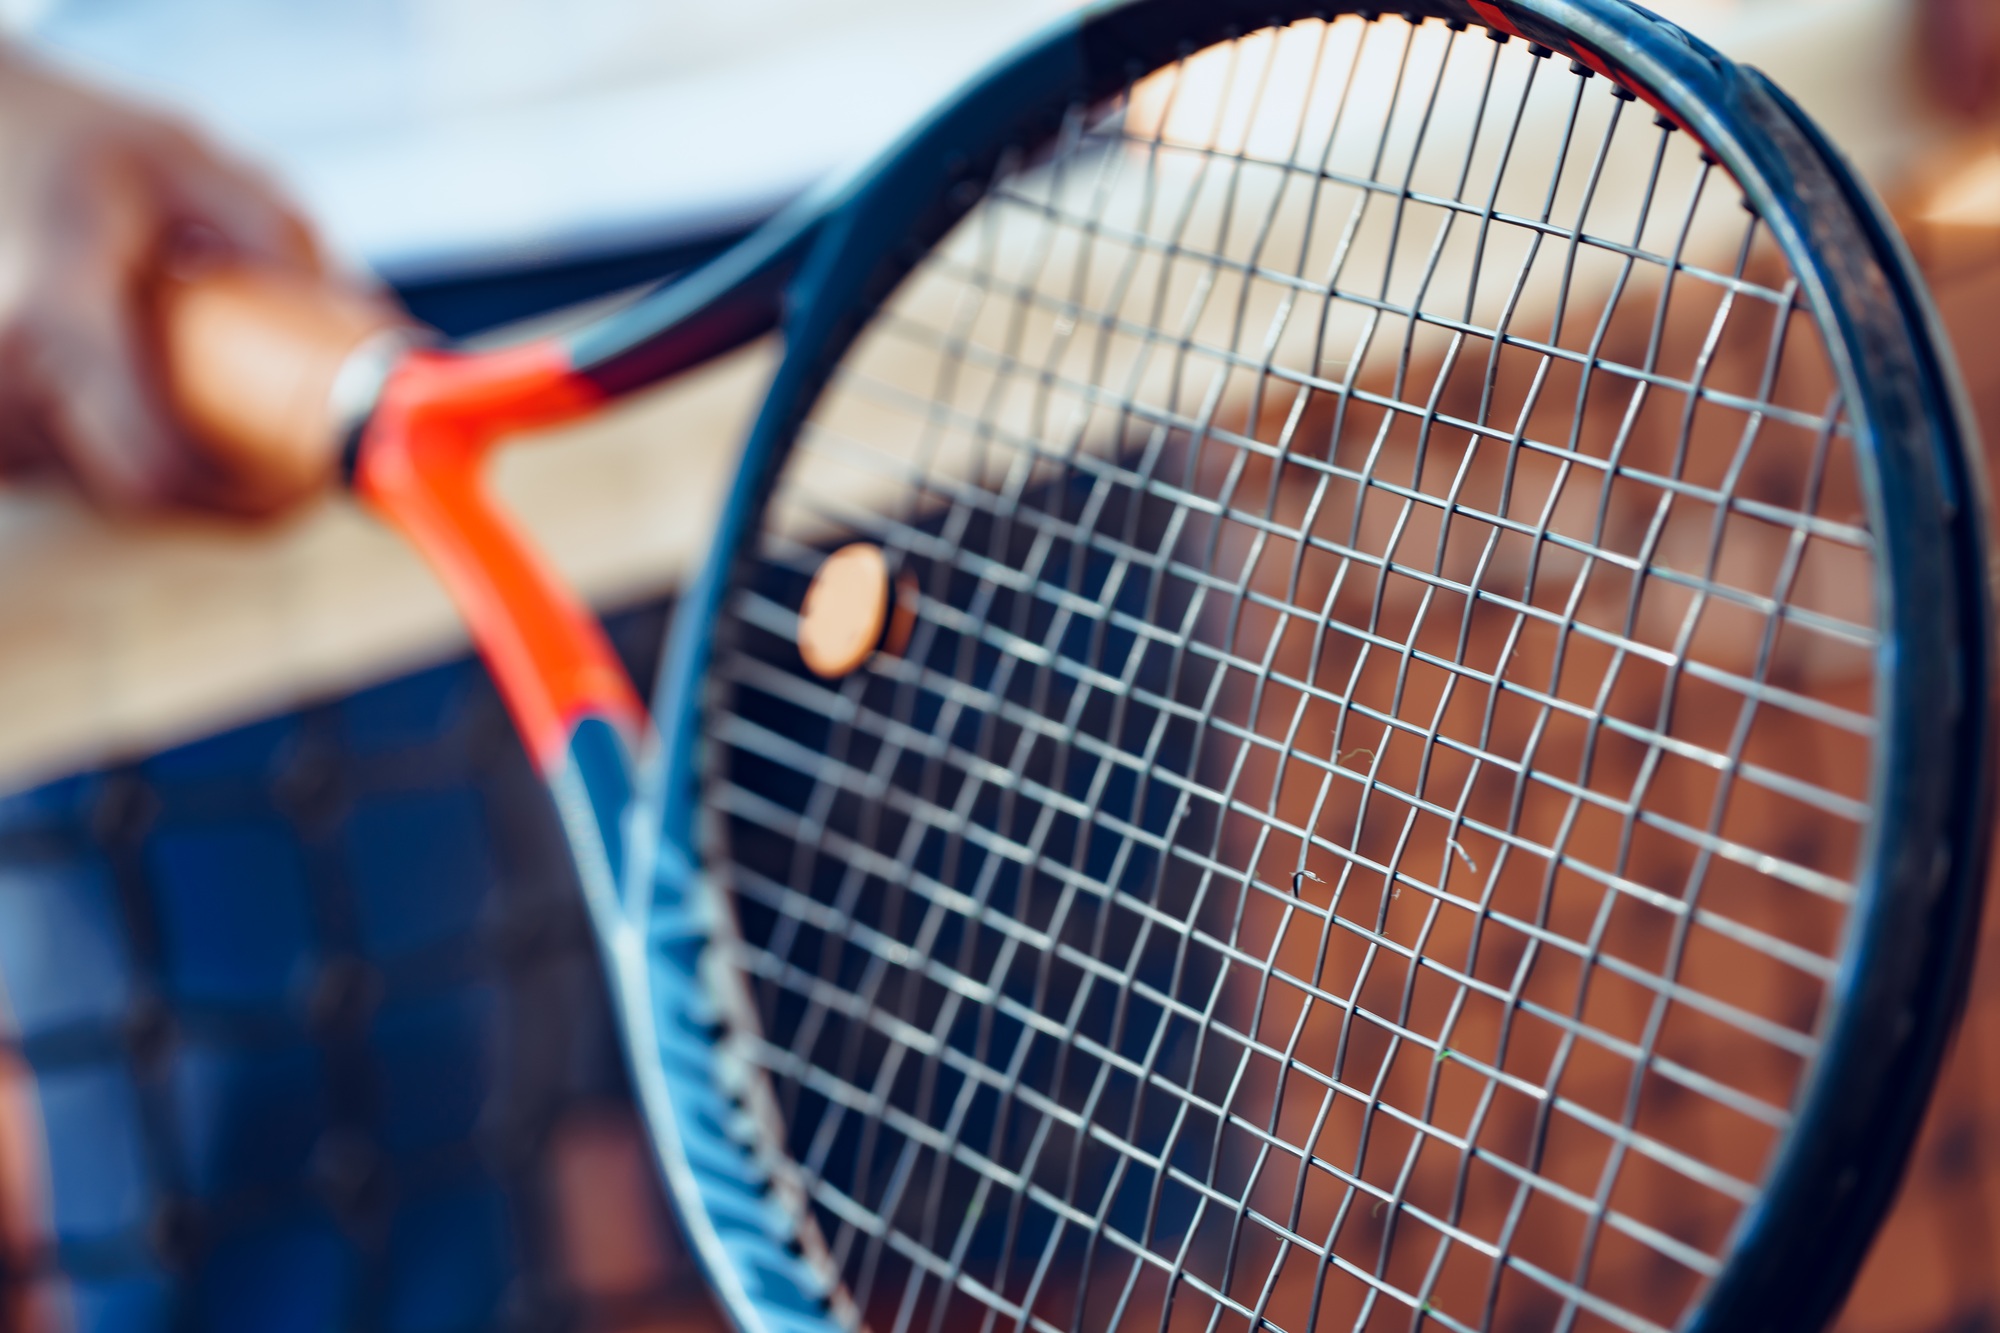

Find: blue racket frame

[521,4,1994,1331]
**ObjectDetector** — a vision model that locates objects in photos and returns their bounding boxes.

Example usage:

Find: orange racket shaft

[158,266,646,772]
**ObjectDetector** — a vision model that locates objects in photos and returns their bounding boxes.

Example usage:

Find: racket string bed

[705,15,1876,1333]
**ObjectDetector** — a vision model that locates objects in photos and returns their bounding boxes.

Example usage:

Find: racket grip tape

[158,265,647,772]
[157,265,406,501]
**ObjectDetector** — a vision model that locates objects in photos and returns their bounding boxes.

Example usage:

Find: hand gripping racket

[158,1,1993,1330]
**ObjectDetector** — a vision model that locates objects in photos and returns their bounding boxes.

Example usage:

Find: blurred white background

[3,0,1933,285]
[12,0,1076,281]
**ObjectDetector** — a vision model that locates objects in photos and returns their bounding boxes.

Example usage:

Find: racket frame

[340,3,1994,1330]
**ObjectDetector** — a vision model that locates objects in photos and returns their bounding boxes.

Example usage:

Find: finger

[31,295,230,511]
[140,122,325,276]
[0,349,62,480]
[30,166,289,513]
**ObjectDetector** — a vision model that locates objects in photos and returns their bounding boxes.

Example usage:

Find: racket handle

[160,262,643,774]
[157,265,411,500]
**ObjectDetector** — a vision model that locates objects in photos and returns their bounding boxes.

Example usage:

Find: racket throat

[351,340,649,773]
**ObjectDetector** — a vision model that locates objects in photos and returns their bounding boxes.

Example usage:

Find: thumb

[32,285,255,511]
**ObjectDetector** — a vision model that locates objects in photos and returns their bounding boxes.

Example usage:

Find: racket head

[633,3,1994,1330]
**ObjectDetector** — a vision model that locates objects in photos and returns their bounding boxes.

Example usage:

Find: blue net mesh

[0,603,705,1333]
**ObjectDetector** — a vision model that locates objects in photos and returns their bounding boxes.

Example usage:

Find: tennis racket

[156,1,1993,1330]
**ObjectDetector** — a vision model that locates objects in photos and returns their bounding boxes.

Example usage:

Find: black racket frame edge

[623,2,1996,1330]
[1706,70,1996,1333]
